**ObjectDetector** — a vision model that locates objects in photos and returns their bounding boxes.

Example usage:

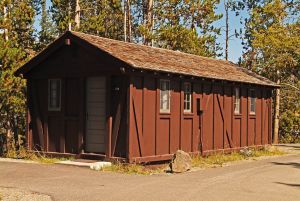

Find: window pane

[48,79,61,111]
[160,80,170,112]
[184,83,192,112]
[250,90,256,114]
[234,87,240,114]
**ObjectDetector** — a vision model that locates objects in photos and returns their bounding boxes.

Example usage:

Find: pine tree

[50,0,74,33]
[152,0,222,57]
[79,0,124,39]
[38,0,56,50]
[240,0,300,143]
[0,0,36,153]
[51,0,124,39]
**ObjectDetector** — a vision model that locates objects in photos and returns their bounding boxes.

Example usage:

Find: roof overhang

[15,31,279,88]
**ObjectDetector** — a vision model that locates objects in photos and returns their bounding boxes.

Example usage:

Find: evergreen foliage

[152,0,222,57]
[0,0,36,153]
[238,0,300,142]
[37,0,56,50]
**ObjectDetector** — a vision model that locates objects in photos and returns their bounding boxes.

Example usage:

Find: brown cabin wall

[26,78,84,153]
[26,75,129,158]
[128,75,273,163]
[25,38,131,158]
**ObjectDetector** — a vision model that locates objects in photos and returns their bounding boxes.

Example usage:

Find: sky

[37,0,245,63]
[215,2,246,63]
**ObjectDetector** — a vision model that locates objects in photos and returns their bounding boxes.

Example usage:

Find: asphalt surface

[0,154,299,201]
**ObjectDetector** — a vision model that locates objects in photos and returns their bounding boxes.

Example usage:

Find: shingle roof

[16,31,278,87]
[71,31,277,87]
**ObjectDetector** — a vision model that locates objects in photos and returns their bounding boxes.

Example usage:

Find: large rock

[169,150,192,173]
[239,148,253,157]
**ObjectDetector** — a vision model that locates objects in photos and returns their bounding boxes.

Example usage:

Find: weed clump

[101,162,167,175]
[192,146,286,168]
[3,146,71,164]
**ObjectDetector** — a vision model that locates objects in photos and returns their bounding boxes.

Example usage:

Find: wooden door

[85,77,106,153]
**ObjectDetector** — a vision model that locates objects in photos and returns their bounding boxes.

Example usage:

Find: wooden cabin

[15,31,278,163]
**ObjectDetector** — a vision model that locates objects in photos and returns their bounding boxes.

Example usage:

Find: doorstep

[56,160,112,170]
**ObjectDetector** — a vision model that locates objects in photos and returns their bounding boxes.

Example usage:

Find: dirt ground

[0,151,299,201]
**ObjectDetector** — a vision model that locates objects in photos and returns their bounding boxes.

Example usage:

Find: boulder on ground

[169,150,192,173]
[240,148,253,157]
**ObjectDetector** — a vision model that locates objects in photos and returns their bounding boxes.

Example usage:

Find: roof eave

[14,31,72,77]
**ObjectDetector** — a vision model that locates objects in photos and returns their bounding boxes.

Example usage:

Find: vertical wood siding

[26,73,273,163]
[128,75,273,162]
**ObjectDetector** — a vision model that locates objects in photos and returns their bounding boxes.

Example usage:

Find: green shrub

[279,110,300,143]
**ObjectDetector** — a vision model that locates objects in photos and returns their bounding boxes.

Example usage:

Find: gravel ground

[0,187,52,201]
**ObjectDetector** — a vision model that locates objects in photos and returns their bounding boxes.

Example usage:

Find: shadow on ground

[275,182,300,188]
[271,162,300,169]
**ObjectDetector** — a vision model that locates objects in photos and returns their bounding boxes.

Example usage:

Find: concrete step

[56,160,112,170]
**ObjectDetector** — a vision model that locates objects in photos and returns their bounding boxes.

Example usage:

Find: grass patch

[100,146,286,175]
[101,162,167,175]
[29,153,69,164]
[4,146,72,164]
[251,147,286,157]
[192,146,286,168]
[192,152,245,168]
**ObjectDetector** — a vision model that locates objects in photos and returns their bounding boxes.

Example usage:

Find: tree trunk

[6,119,13,152]
[144,0,153,45]
[75,0,80,29]
[123,0,127,42]
[224,0,229,61]
[151,11,154,47]
[3,5,11,152]
[126,0,132,42]
[3,5,8,41]
[273,78,280,144]
[68,1,72,31]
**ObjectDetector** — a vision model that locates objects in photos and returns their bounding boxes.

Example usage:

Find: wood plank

[105,76,111,158]
[202,83,214,151]
[29,80,45,149]
[132,95,145,156]
[127,80,133,161]
[112,78,127,156]
[217,94,234,148]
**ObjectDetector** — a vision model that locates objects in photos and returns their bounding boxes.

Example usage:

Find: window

[160,80,170,113]
[250,89,256,114]
[184,82,192,113]
[48,79,61,111]
[234,87,241,114]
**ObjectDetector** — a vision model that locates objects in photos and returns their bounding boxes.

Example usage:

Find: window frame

[183,82,192,113]
[48,79,61,111]
[249,89,256,115]
[234,87,241,115]
[160,79,171,113]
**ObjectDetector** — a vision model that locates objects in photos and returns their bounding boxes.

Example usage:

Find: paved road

[0,155,299,201]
